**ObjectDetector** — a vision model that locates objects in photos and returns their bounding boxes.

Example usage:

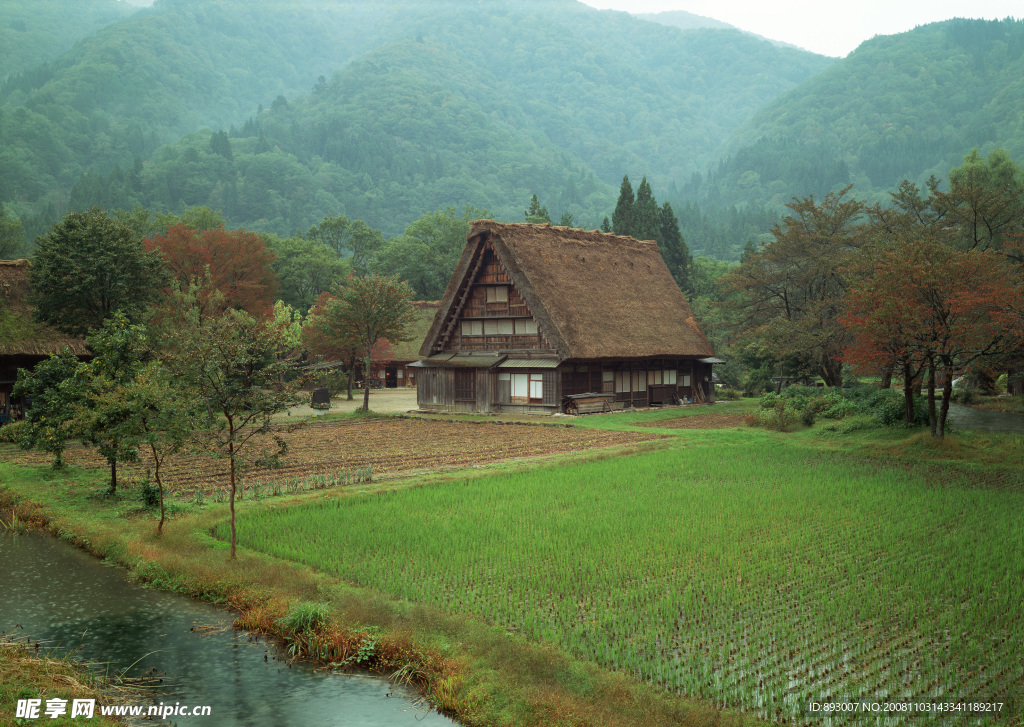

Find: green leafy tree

[30,207,167,335]
[723,186,866,388]
[307,215,385,276]
[319,274,415,411]
[9,349,87,468]
[264,232,351,313]
[123,361,204,533]
[611,175,635,237]
[75,314,149,495]
[160,303,305,559]
[372,205,485,300]
[929,148,1024,253]
[524,194,551,224]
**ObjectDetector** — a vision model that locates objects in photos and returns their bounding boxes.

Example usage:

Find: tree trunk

[902,360,916,425]
[152,444,165,535]
[362,354,372,411]
[346,364,354,401]
[937,360,954,439]
[926,358,937,437]
[821,356,843,388]
[228,436,237,560]
[879,362,894,390]
[108,459,117,496]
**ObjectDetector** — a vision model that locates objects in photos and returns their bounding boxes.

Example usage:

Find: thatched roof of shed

[422,222,714,360]
[0,259,89,356]
[388,301,439,362]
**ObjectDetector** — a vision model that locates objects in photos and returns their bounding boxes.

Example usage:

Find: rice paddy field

[221,434,1023,726]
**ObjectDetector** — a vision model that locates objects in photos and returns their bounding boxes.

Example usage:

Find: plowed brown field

[4,418,662,493]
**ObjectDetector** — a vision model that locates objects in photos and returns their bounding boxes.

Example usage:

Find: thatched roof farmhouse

[414,221,718,414]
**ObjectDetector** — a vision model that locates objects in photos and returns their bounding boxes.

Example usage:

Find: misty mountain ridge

[1,1,1021,262]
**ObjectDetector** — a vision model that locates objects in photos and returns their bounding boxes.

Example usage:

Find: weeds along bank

[229,420,1024,726]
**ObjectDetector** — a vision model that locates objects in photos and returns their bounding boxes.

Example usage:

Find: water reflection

[0,532,456,727]
[945,402,1024,434]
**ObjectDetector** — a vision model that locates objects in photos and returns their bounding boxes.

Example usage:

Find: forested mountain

[0,0,137,79]
[5,1,1022,263]
[685,18,1024,210]
[0,0,831,238]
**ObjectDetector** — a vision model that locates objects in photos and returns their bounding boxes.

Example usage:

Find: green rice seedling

[223,439,1024,726]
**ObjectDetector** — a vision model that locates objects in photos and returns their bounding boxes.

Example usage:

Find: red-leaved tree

[144,223,278,317]
[842,236,1024,437]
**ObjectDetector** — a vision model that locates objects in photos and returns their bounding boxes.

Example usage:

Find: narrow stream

[0,531,456,727]
[945,402,1024,433]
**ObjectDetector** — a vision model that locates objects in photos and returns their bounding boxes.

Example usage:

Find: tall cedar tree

[659,201,692,293]
[160,303,305,559]
[842,236,1024,438]
[525,194,551,224]
[30,207,167,335]
[144,223,278,318]
[317,274,415,411]
[611,175,634,237]
[632,177,661,242]
[723,186,866,388]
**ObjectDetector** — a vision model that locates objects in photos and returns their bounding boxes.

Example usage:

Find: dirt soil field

[3,418,663,493]
[637,412,746,429]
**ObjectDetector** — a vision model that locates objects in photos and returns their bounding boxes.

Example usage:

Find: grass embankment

[0,635,126,727]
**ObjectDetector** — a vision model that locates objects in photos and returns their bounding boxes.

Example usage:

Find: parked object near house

[0,260,89,422]
[413,221,717,414]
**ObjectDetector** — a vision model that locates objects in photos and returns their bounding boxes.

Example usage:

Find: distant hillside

[7,0,831,237]
[685,18,1024,209]
[0,0,137,79]
[633,10,734,32]
[635,9,807,51]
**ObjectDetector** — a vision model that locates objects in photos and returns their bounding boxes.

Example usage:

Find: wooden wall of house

[558,359,715,407]
[439,248,556,354]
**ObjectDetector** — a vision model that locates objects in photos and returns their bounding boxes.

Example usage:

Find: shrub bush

[140,478,160,508]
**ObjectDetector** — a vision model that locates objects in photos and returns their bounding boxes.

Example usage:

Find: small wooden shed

[413,221,717,414]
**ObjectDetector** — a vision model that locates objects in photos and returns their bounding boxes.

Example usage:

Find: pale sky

[579,0,1022,57]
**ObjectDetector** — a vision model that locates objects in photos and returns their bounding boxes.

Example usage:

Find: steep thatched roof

[0,260,89,356]
[389,301,439,362]
[422,222,714,360]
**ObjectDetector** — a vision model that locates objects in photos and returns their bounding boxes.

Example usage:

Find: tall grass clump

[279,601,331,633]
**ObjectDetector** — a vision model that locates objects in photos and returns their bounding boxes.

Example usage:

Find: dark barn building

[414,221,717,414]
[1,260,89,422]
